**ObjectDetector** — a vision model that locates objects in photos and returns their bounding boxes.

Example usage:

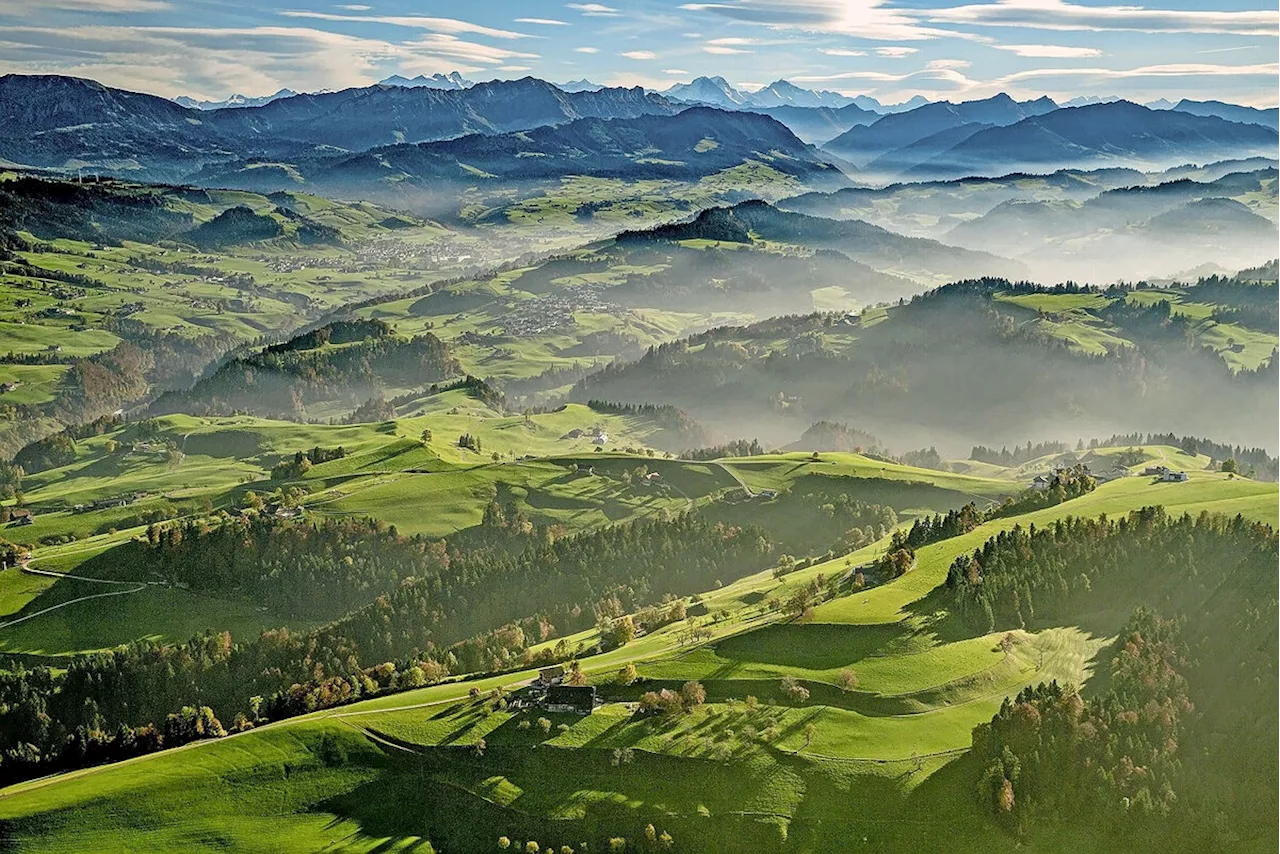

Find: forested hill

[617,200,1024,283]
[569,278,1279,451]
[150,320,458,420]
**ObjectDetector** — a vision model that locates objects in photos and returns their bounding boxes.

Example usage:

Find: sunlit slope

[0,473,1271,853]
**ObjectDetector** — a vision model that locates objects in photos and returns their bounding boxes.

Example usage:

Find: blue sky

[0,0,1275,105]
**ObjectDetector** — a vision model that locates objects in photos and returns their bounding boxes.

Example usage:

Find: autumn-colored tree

[681,680,707,709]
[838,668,858,693]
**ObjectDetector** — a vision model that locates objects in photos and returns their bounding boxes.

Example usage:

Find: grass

[0,453,1272,853]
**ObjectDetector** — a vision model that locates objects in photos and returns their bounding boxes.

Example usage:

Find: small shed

[537,665,566,686]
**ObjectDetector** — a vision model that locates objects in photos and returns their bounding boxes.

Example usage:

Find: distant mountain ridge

[378,72,473,89]
[174,89,297,110]
[194,107,850,214]
[0,73,681,180]
[661,76,856,110]
[823,93,1059,168]
[902,101,1279,180]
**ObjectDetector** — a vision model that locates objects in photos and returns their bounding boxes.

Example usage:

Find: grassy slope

[0,474,1272,853]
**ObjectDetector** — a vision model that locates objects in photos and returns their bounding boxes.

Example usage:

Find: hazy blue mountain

[196,107,850,212]
[1173,99,1279,130]
[860,122,995,176]
[662,76,749,108]
[663,77,855,110]
[851,94,930,114]
[0,74,688,180]
[747,102,879,144]
[377,72,472,89]
[904,101,1280,180]
[1062,95,1122,107]
[174,89,297,110]
[558,78,603,92]
[0,73,247,180]
[619,199,1024,283]
[204,77,679,149]
[823,93,1057,168]
[746,80,854,108]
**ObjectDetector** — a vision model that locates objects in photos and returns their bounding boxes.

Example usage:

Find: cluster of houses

[71,494,140,513]
[1029,461,1189,491]
[499,284,619,338]
[1029,462,1132,492]
[508,665,598,715]
[561,427,610,446]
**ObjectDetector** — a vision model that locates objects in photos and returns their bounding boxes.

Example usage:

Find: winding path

[0,563,155,631]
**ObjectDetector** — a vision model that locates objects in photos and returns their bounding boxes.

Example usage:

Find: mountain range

[822,93,1060,168]
[174,89,297,110]
[897,101,1278,180]
[191,108,849,212]
[3,72,1276,210]
[377,72,472,90]
[0,74,679,181]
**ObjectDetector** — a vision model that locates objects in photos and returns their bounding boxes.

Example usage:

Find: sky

[0,0,1276,106]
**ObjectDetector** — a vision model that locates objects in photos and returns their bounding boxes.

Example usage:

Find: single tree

[838,668,858,693]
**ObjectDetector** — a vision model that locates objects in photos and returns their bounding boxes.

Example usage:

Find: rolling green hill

[0,472,1272,854]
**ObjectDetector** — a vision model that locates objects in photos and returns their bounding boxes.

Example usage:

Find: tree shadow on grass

[713,622,916,670]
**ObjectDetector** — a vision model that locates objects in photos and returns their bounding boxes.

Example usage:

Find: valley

[0,61,1275,854]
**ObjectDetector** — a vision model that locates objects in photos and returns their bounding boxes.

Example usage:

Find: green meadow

[0,467,1271,853]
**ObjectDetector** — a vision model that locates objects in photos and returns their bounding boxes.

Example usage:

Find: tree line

[0,509,774,785]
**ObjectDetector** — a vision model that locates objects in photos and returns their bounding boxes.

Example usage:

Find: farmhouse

[592,433,609,445]
[536,665,565,686]
[1142,465,1169,476]
[1092,467,1130,483]
[1029,475,1052,492]
[9,509,33,526]
[1161,471,1189,483]
[758,489,777,500]
[543,685,596,714]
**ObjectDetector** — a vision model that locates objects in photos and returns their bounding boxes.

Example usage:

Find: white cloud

[0,22,553,99]
[498,65,531,71]
[707,36,758,45]
[621,50,657,59]
[662,68,690,74]
[995,44,1103,58]
[403,34,538,65]
[2,0,171,9]
[1197,45,1259,54]
[0,24,414,98]
[566,3,620,16]
[922,0,1279,36]
[575,46,599,53]
[998,61,1280,82]
[926,58,970,69]
[515,18,568,26]
[821,47,867,56]
[877,46,917,57]
[680,0,954,42]
[277,11,530,40]
[337,4,371,10]
[705,45,751,54]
